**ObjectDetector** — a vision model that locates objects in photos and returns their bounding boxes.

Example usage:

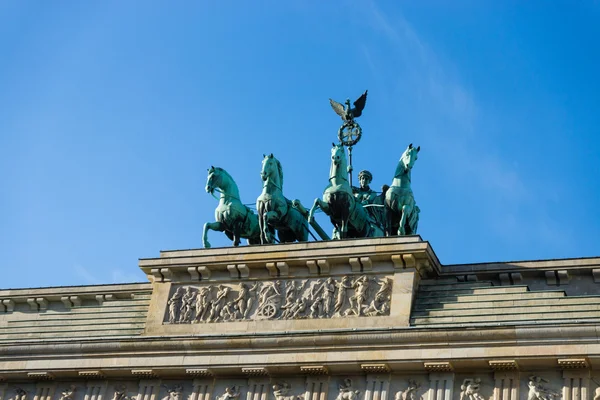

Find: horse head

[399,143,420,174]
[331,143,345,165]
[261,153,283,188]
[330,143,348,181]
[205,166,221,194]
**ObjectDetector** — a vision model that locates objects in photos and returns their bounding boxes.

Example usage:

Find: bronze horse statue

[203,167,261,248]
[256,154,309,244]
[308,144,384,239]
[385,143,420,236]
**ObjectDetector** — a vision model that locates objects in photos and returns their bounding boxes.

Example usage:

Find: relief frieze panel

[164,275,392,324]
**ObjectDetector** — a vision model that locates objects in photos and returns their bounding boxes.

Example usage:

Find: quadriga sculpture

[256,154,309,244]
[385,143,420,236]
[308,143,384,239]
[202,166,261,248]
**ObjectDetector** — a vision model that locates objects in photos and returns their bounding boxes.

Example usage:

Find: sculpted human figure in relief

[179,287,195,323]
[113,386,130,400]
[194,286,212,323]
[527,376,561,400]
[168,287,185,323]
[208,285,230,322]
[162,386,183,400]
[273,382,304,400]
[395,380,421,400]
[59,386,77,400]
[346,275,370,316]
[365,277,392,316]
[334,276,352,316]
[216,387,240,400]
[459,379,484,400]
[336,379,360,400]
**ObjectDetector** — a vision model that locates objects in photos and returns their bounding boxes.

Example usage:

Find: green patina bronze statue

[352,170,387,230]
[308,144,385,239]
[202,91,422,247]
[203,166,261,248]
[385,143,420,236]
[256,154,310,244]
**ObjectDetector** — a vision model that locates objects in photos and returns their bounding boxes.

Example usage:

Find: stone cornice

[139,236,441,282]
[0,323,598,358]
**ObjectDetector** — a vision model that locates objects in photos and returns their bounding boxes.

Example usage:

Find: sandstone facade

[0,237,599,400]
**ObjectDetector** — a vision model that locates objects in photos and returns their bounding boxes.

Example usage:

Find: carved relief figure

[208,285,230,322]
[245,281,261,317]
[220,301,239,321]
[528,376,561,400]
[594,387,600,400]
[166,275,392,325]
[336,379,360,400]
[395,380,421,400]
[168,287,185,323]
[162,385,183,400]
[14,389,28,400]
[273,382,304,400]
[234,282,250,318]
[321,277,335,316]
[346,275,370,316]
[334,276,352,316]
[216,387,240,400]
[194,286,212,323]
[113,386,130,400]
[460,379,484,400]
[283,280,305,310]
[309,279,324,318]
[257,280,282,318]
[179,287,196,323]
[365,277,392,316]
[59,386,77,400]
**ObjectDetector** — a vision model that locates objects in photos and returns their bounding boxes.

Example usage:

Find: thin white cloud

[362,2,565,250]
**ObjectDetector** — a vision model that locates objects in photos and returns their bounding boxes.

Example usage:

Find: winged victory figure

[329,90,368,122]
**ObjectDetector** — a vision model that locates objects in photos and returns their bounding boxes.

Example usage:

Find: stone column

[136,381,161,400]
[246,379,270,400]
[33,384,55,400]
[189,379,213,400]
[305,376,329,400]
[84,381,107,400]
[426,373,454,400]
[0,384,6,400]
[364,374,391,400]
[492,372,519,400]
[563,371,590,400]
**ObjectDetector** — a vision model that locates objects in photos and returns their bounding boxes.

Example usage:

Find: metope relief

[527,377,561,400]
[395,380,422,400]
[459,379,484,400]
[215,387,240,400]
[164,275,392,324]
[336,379,360,400]
[272,382,304,400]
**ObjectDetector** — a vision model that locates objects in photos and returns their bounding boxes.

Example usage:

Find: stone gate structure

[0,236,599,400]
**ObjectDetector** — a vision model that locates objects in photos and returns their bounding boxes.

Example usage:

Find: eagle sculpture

[329,90,368,122]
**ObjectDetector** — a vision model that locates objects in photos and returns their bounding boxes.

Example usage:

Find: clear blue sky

[1,1,599,288]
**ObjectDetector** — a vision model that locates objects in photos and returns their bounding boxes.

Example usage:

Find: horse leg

[308,198,320,223]
[398,204,413,235]
[233,223,241,247]
[264,210,280,243]
[203,222,224,248]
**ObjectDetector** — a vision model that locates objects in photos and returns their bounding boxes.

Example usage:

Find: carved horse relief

[203,166,261,248]
[256,154,309,244]
[308,144,384,239]
[385,144,420,236]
